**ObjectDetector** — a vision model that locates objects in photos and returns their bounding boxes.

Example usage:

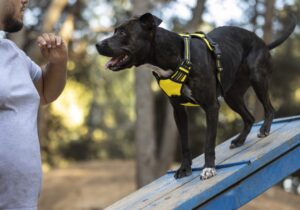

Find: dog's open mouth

[105,53,132,71]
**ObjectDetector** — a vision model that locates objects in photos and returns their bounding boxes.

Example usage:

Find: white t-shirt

[0,38,42,210]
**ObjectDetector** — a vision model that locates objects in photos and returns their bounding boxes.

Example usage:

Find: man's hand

[35,33,68,105]
[37,33,68,64]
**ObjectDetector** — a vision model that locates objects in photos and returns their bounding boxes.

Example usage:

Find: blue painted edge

[106,116,300,210]
[166,160,251,174]
[172,133,300,210]
[253,115,300,127]
[197,145,300,210]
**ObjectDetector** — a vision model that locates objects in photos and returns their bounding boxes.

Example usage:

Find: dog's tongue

[105,56,122,69]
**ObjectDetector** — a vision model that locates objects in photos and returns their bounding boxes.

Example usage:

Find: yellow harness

[153,32,223,107]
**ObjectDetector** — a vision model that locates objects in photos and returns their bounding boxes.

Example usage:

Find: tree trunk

[245,0,259,116]
[263,0,275,44]
[42,0,69,32]
[156,102,178,176]
[135,67,157,187]
[253,0,275,121]
[185,0,206,32]
[155,0,207,176]
[131,0,157,188]
[250,0,259,33]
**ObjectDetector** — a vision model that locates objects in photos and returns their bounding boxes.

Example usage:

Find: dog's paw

[230,140,244,149]
[229,140,245,149]
[229,135,247,149]
[174,166,192,179]
[258,124,271,138]
[257,132,269,138]
[200,168,217,180]
[257,131,269,138]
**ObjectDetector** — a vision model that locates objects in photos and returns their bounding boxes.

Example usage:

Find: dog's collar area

[153,32,224,107]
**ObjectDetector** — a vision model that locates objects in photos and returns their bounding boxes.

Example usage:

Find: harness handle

[183,36,191,63]
[179,34,192,67]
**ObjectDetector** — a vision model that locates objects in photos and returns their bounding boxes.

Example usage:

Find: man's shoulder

[2,38,28,57]
[2,38,17,47]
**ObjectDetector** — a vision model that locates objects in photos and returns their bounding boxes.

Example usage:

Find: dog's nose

[95,41,108,54]
[95,43,101,51]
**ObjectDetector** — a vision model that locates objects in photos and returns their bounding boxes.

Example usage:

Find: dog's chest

[182,83,196,101]
[152,66,199,102]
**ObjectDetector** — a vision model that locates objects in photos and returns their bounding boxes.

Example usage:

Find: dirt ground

[38,160,300,210]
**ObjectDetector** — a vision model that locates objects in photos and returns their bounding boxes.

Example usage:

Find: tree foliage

[9,0,300,185]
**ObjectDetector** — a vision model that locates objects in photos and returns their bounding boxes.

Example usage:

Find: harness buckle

[180,60,192,71]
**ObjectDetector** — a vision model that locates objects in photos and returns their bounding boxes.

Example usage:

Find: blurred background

[5,0,300,209]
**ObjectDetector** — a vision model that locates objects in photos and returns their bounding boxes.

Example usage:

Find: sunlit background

[4,0,300,209]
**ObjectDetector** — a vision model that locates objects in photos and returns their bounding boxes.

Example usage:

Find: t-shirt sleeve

[6,39,42,82]
[28,58,42,82]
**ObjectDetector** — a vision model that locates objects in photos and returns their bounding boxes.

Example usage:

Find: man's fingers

[49,33,56,48]
[37,33,68,64]
[56,36,62,46]
[42,33,51,48]
[37,36,47,47]
[37,33,65,49]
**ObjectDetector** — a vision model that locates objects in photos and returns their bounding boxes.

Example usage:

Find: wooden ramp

[106,116,300,210]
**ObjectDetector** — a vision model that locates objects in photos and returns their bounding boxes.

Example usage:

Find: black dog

[96,13,296,180]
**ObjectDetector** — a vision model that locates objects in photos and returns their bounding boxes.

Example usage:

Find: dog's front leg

[201,102,220,180]
[171,101,192,179]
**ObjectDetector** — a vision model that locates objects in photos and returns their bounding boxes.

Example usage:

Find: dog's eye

[119,30,127,36]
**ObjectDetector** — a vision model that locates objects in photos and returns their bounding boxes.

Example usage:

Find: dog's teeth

[122,56,127,62]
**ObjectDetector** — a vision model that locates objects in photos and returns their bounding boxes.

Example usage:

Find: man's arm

[35,33,68,105]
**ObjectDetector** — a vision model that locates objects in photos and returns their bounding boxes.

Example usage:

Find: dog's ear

[139,13,162,30]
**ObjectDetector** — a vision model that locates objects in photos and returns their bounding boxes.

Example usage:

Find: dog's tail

[268,14,297,50]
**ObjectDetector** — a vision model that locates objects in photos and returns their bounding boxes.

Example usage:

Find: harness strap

[191,32,223,82]
[153,32,224,107]
[183,35,191,61]
[202,33,223,83]
[171,34,192,84]
[191,33,214,51]
[178,32,223,85]
[191,32,224,95]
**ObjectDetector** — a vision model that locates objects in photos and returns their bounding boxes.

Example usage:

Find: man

[0,0,68,209]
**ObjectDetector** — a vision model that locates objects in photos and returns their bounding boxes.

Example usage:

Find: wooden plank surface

[199,145,300,210]
[105,116,300,210]
[144,119,300,209]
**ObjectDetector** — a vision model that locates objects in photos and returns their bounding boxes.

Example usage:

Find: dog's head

[96,13,162,71]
